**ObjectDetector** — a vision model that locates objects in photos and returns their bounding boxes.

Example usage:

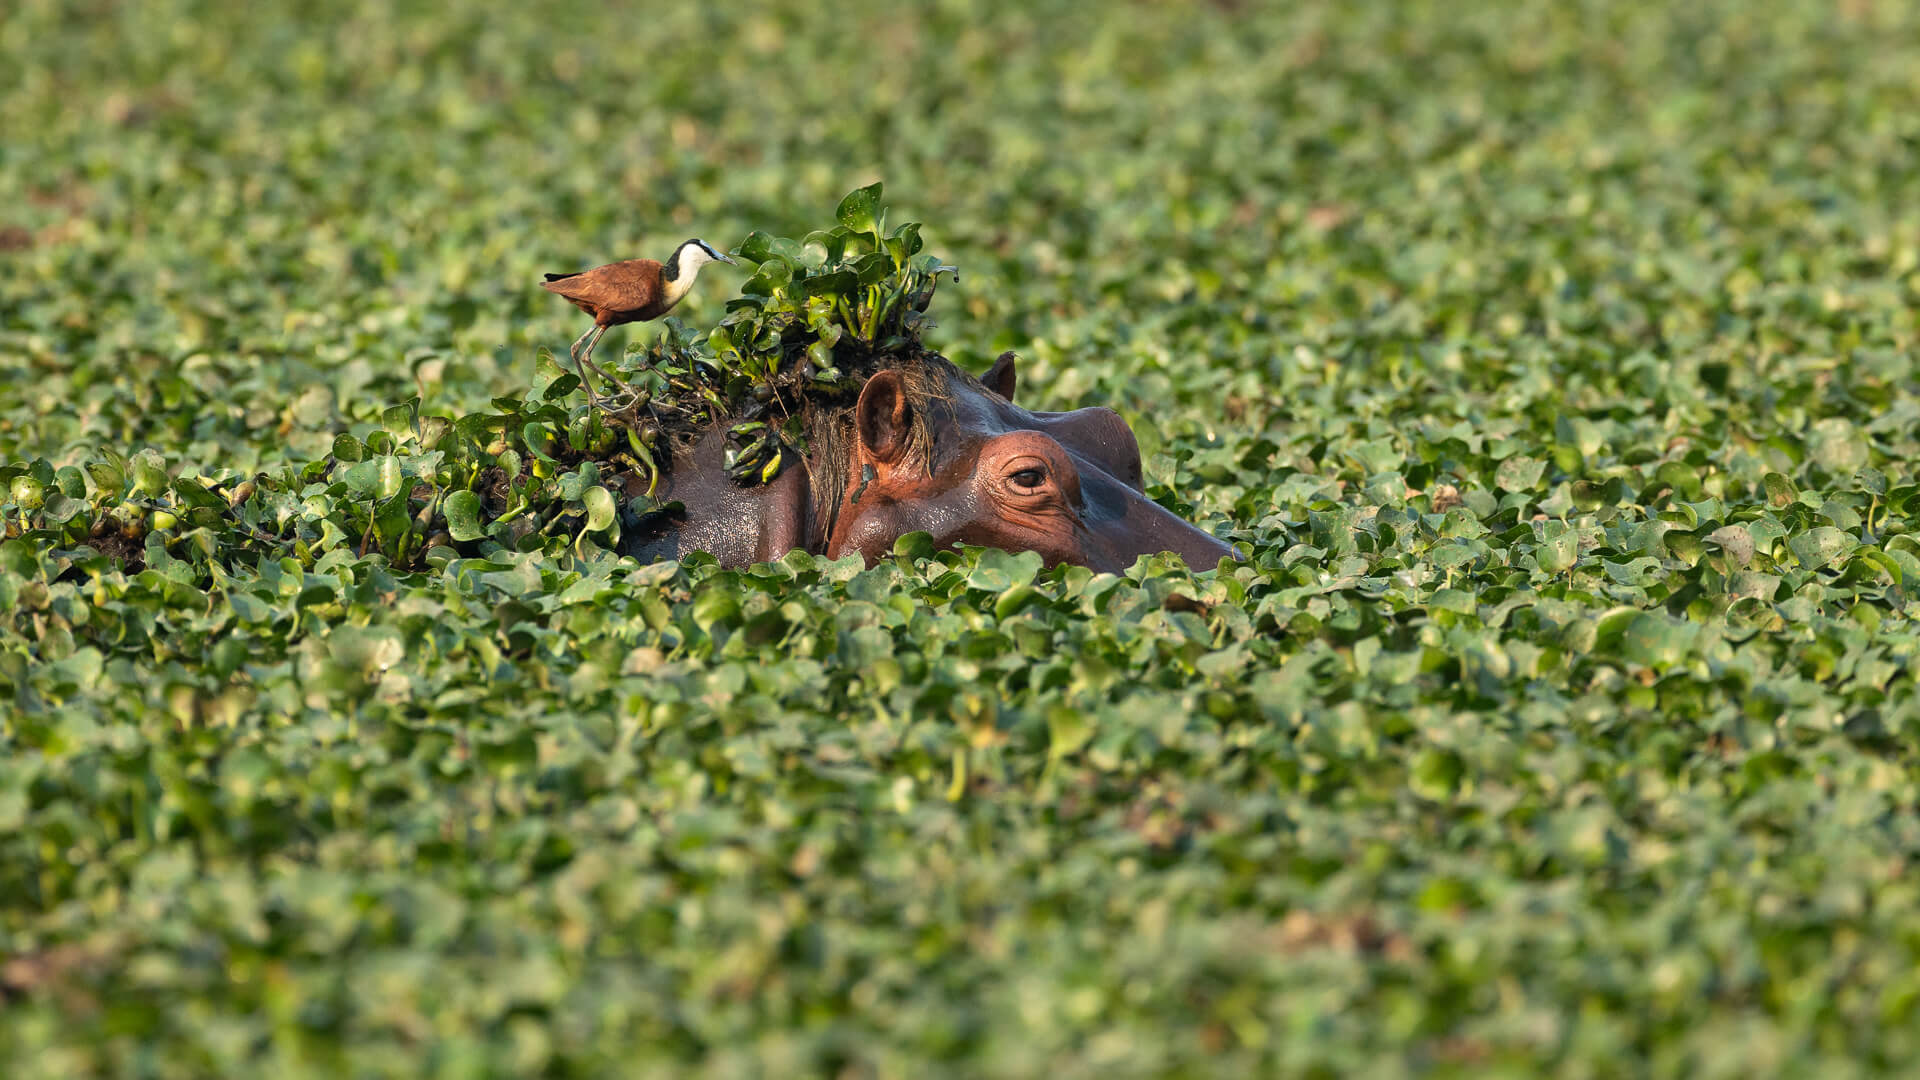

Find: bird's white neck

[662,244,716,308]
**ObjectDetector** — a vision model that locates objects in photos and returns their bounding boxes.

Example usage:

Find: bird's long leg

[568,325,600,409]
[577,325,614,388]
[577,326,641,410]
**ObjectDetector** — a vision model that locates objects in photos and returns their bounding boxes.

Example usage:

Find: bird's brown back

[540,258,666,324]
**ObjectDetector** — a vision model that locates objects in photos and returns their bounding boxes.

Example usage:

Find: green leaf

[1047,704,1094,758]
[523,422,557,461]
[1706,525,1755,568]
[131,450,169,498]
[1537,529,1578,573]
[1555,415,1605,457]
[1808,418,1867,475]
[375,455,405,500]
[445,490,484,541]
[969,548,1042,592]
[85,459,125,496]
[341,458,378,496]
[171,476,226,510]
[850,252,891,285]
[893,531,935,562]
[801,228,847,266]
[735,230,783,266]
[909,253,960,281]
[1855,547,1902,585]
[798,268,857,299]
[1787,526,1858,571]
[42,492,82,523]
[1726,570,1782,603]
[994,583,1038,619]
[836,182,883,236]
[383,399,420,442]
[1495,455,1546,492]
[1409,747,1464,800]
[373,487,412,548]
[1619,612,1697,669]
[884,221,923,265]
[747,259,792,293]
[1763,472,1798,508]
[581,486,615,532]
[691,586,739,632]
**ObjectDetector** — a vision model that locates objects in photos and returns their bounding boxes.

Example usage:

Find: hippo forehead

[934,382,1145,490]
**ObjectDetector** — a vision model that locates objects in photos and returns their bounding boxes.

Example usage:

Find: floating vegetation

[0,186,957,569]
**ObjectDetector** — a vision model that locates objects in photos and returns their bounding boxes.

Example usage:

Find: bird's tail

[543,272,579,283]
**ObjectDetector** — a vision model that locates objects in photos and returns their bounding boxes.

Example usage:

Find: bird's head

[667,238,736,281]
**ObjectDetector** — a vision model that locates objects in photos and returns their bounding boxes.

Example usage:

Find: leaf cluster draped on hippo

[620,351,1236,573]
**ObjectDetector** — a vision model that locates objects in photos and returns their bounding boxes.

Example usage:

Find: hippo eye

[1008,467,1047,491]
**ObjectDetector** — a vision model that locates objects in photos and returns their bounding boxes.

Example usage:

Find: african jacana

[541,238,735,409]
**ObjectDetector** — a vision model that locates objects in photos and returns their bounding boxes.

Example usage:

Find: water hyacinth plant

[14,2,1920,1069]
[640,182,959,485]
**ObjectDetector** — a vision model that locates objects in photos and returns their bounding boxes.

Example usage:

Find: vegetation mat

[5,1,1920,1076]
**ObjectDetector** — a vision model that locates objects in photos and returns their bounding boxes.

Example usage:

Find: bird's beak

[716,252,738,266]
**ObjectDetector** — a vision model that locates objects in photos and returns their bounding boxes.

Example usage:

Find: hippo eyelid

[999,454,1055,492]
[988,438,1082,512]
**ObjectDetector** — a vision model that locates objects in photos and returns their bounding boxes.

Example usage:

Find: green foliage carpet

[7,0,1920,1075]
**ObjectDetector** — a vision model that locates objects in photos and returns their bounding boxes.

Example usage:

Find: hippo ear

[983,351,1018,402]
[854,370,913,465]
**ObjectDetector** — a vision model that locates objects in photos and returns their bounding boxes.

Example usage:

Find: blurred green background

[8,0,1920,1076]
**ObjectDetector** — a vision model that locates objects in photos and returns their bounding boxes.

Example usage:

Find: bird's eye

[1009,467,1046,491]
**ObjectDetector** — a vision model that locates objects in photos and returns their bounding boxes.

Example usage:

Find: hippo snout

[1079,470,1237,573]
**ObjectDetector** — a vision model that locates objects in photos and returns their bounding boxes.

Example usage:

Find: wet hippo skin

[623,352,1236,574]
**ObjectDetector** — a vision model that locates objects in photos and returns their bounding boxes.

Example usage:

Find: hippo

[621,351,1236,573]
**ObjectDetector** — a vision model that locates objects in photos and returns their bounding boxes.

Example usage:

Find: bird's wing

[539,259,662,312]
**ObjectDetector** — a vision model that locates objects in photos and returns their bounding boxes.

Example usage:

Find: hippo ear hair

[983,351,1018,402]
[855,370,913,465]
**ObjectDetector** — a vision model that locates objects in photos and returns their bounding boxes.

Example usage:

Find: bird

[540,238,736,409]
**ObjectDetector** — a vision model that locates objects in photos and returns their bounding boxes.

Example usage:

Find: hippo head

[823,353,1236,573]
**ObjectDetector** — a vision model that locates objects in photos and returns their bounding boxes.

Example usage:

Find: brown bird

[541,238,736,409]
